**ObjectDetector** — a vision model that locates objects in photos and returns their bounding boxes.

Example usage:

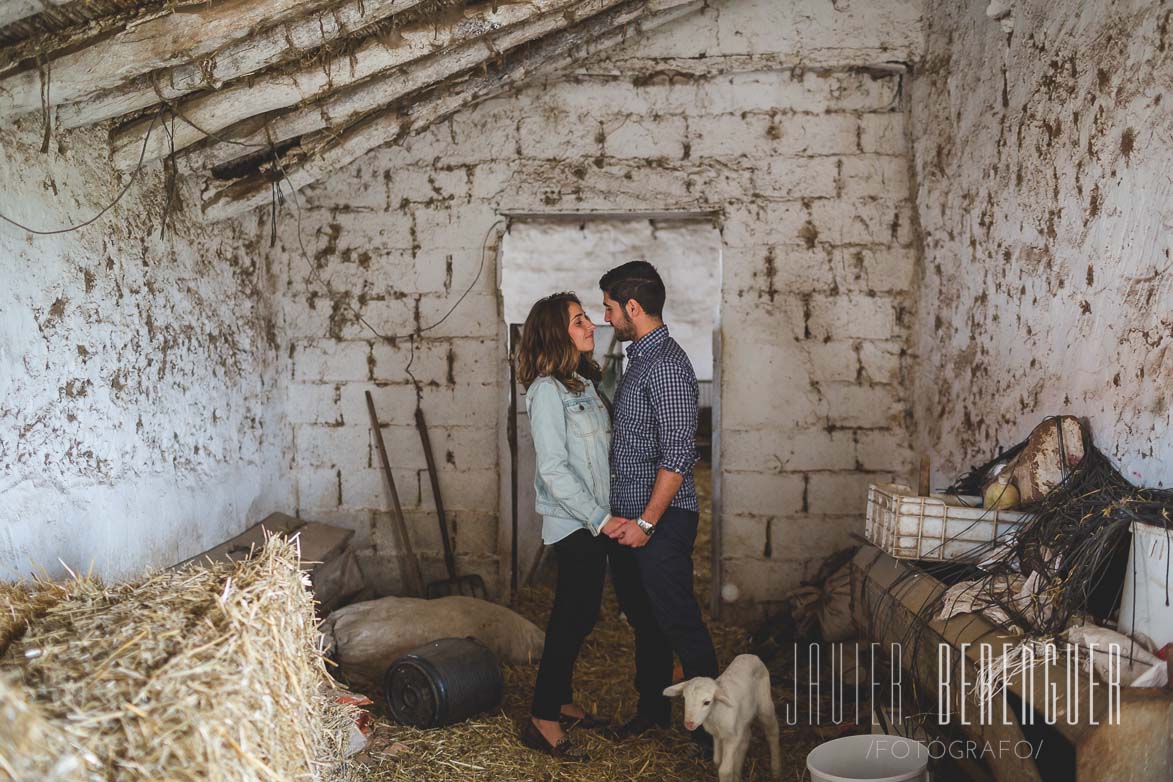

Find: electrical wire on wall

[267,153,505,398]
[0,100,506,393]
[0,108,165,235]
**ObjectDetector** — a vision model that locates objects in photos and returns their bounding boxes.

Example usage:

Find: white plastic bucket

[807,735,929,782]
[1119,521,1173,648]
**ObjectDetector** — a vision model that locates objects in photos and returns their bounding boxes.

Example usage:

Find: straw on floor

[355,464,820,781]
[0,538,359,782]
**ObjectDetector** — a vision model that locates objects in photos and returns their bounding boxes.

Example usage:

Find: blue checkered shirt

[609,325,699,517]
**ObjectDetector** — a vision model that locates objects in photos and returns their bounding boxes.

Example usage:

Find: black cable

[0,108,164,235]
[268,152,505,387]
[2,79,498,385]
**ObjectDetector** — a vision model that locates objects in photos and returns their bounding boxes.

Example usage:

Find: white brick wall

[265,2,920,612]
[909,0,1173,487]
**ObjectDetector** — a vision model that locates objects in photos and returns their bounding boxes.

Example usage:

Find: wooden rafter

[55,0,430,129]
[0,0,340,116]
[199,0,702,221]
[110,0,596,171]
[182,0,636,173]
[0,0,74,30]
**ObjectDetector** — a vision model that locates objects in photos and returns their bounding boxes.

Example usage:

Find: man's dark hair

[599,260,666,317]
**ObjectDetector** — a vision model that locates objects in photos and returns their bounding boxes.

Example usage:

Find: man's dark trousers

[608,506,719,724]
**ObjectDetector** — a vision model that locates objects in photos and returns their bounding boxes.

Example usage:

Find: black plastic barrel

[383,637,504,728]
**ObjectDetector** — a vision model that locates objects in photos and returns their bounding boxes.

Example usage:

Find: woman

[516,292,615,762]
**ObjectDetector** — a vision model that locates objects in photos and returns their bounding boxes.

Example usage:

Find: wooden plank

[56,0,429,129]
[199,0,702,220]
[0,0,339,117]
[295,521,355,565]
[110,0,591,171]
[0,0,74,30]
[183,0,632,172]
[175,511,302,568]
[174,512,355,571]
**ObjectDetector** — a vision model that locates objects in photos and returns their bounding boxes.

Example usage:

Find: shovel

[415,407,488,600]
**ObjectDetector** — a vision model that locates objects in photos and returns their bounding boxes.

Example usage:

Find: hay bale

[0,672,87,782]
[0,538,358,782]
[0,578,95,657]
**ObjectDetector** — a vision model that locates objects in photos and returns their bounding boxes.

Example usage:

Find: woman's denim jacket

[526,374,611,545]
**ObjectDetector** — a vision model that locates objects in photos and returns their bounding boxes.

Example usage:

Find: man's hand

[603,517,632,539]
[616,522,651,548]
[599,516,624,537]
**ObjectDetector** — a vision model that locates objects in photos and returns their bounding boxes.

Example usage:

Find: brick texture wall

[266,0,923,617]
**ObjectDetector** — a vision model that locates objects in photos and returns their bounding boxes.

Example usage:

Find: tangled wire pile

[946,418,1173,636]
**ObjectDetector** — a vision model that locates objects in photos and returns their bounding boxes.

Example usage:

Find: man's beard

[612,317,636,341]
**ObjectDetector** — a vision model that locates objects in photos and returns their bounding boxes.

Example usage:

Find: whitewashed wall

[500,218,722,380]
[268,0,924,615]
[909,0,1173,487]
[0,119,289,581]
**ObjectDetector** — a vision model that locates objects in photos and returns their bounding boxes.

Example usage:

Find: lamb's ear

[663,682,687,698]
[713,687,734,706]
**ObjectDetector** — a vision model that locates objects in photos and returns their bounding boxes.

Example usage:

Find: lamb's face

[663,677,722,731]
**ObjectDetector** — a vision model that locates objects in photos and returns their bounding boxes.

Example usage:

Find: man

[598,260,719,751]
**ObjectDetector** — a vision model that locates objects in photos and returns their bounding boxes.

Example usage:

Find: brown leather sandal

[520,719,590,762]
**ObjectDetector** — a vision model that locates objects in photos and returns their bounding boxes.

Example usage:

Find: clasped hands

[601,516,650,548]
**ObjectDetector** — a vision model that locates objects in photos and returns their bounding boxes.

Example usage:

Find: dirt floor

[353,463,821,781]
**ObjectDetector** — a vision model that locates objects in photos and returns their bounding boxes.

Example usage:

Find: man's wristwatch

[635,517,656,537]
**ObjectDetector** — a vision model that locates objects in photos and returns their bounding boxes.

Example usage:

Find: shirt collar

[626,324,669,360]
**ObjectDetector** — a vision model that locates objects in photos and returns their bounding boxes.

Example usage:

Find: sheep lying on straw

[0,538,357,782]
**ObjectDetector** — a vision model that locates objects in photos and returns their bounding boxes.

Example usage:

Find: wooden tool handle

[416,407,458,580]
[367,391,425,596]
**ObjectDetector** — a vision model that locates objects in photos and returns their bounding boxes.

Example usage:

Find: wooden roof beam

[182,0,633,173]
[0,0,339,118]
[110,0,591,172]
[55,0,430,130]
[198,0,702,221]
[0,0,74,30]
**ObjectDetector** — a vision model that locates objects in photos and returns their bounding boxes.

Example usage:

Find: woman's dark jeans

[530,529,608,720]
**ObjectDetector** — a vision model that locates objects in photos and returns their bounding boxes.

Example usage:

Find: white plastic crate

[865,483,1029,562]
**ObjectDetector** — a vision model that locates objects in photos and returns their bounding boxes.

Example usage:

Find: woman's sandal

[520,719,590,762]
[558,709,611,731]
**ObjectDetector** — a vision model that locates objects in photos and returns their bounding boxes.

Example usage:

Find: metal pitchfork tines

[415,407,488,600]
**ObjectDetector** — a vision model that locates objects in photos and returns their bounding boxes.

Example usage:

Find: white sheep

[663,654,781,782]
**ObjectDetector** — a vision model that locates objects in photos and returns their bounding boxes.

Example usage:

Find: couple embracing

[515,260,718,762]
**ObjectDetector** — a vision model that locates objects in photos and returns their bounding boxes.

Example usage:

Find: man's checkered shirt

[609,325,699,518]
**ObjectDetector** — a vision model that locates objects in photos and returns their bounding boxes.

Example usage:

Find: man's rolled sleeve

[647,361,698,475]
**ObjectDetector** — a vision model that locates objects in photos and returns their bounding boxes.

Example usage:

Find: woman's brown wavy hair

[516,292,601,394]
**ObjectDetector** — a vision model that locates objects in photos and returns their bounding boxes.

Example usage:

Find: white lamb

[663,654,781,782]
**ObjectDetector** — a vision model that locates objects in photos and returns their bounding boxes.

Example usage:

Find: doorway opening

[498,214,724,613]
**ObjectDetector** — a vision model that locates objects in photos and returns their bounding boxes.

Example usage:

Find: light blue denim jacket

[526,374,612,545]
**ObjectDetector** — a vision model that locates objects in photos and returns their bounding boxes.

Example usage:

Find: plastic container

[1118,521,1173,648]
[807,735,929,782]
[384,637,504,728]
[865,483,1028,562]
